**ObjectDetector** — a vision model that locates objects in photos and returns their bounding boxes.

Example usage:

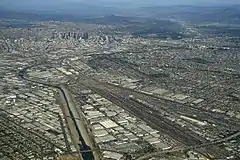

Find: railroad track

[82,82,237,159]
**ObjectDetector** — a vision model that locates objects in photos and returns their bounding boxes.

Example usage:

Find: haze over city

[0,0,240,160]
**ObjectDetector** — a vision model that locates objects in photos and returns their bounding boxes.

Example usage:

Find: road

[136,131,240,160]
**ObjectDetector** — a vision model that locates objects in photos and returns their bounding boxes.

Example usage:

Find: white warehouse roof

[100,119,118,129]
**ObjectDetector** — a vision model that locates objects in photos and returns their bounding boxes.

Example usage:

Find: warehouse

[100,119,118,129]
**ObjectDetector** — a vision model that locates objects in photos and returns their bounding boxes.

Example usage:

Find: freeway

[18,65,99,160]
[136,131,240,160]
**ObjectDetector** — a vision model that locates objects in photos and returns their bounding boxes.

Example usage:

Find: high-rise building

[77,33,81,40]
[73,33,77,39]
[83,32,89,40]
[62,33,66,39]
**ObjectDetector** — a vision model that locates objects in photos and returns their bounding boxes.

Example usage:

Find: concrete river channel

[18,66,95,160]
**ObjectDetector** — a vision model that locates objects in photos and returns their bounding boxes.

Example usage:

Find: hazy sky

[63,0,240,5]
[2,0,240,6]
[1,0,240,11]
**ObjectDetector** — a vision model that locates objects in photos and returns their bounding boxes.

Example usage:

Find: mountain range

[0,0,239,24]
